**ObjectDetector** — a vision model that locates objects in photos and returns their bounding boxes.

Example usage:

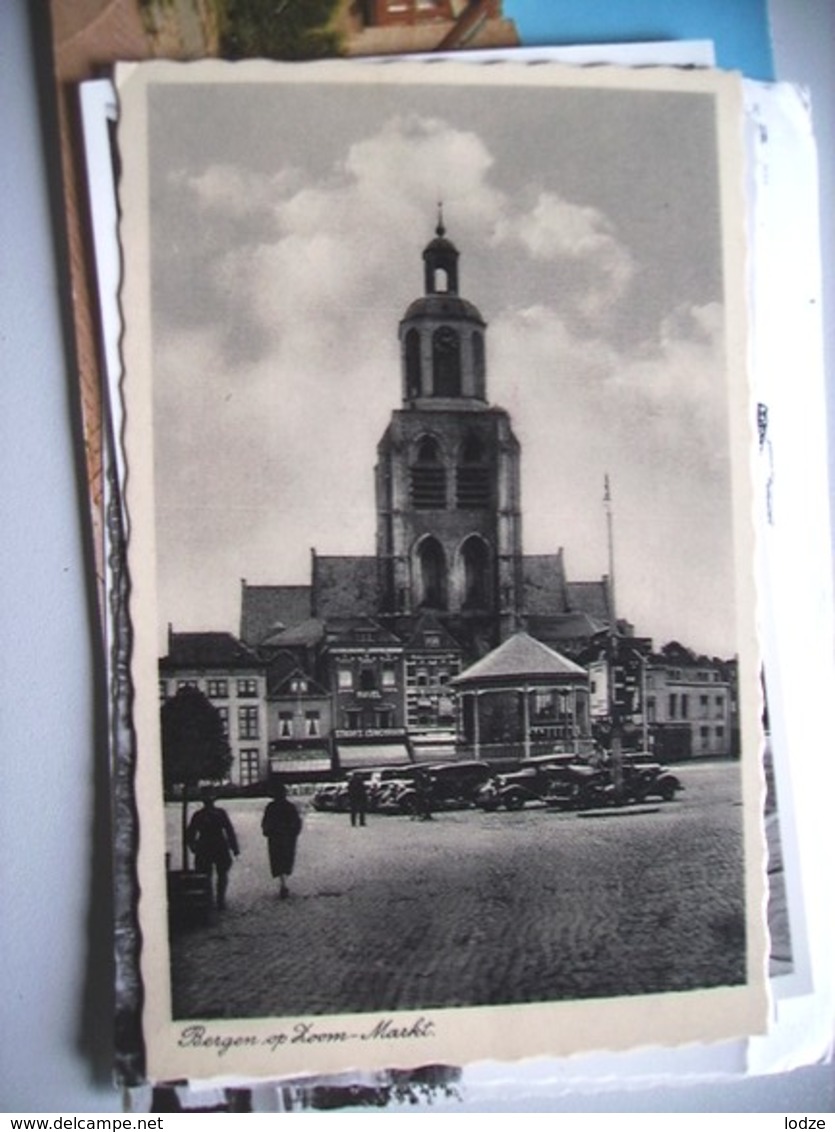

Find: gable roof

[452,631,587,686]
[240,583,312,646]
[323,615,403,649]
[160,631,262,670]
[400,611,463,652]
[269,665,329,699]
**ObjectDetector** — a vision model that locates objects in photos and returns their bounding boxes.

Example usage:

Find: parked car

[619,754,683,802]
[366,766,421,812]
[393,761,495,814]
[477,756,593,811]
[311,782,349,812]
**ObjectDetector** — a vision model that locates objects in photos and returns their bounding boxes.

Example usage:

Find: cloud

[493,190,635,323]
[152,113,735,654]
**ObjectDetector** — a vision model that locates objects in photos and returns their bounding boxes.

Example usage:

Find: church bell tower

[375,212,524,653]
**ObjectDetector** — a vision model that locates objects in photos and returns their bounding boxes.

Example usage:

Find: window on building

[359,666,377,692]
[239,749,260,787]
[715,695,725,717]
[337,665,353,690]
[346,709,362,731]
[423,631,441,648]
[456,433,490,509]
[700,726,710,741]
[381,662,397,687]
[716,725,725,740]
[472,330,485,385]
[405,327,421,399]
[432,326,461,396]
[461,536,490,609]
[207,678,228,699]
[159,680,168,701]
[646,695,656,723]
[289,677,308,694]
[217,706,229,737]
[177,680,198,693]
[416,537,448,609]
[669,693,677,719]
[237,678,258,698]
[278,711,293,738]
[700,694,709,717]
[410,436,446,510]
[238,705,260,739]
[376,709,393,729]
[680,694,689,720]
[306,711,320,737]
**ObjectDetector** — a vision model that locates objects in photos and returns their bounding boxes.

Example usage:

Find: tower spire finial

[436,200,445,237]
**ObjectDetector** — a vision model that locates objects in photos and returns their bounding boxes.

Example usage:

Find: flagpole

[604,474,623,795]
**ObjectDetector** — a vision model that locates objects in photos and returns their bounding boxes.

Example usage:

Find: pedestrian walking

[347,772,368,827]
[186,789,240,910]
[261,779,303,899]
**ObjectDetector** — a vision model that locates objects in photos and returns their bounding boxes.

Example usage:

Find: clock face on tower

[436,326,457,352]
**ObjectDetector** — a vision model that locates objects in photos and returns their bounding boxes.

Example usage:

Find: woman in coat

[261,780,302,899]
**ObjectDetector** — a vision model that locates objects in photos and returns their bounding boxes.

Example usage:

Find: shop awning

[270,750,332,775]
[337,743,412,771]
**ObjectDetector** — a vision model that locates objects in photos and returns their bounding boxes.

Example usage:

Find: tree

[219,0,343,60]
[161,685,232,870]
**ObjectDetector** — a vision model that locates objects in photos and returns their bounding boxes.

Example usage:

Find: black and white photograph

[117,58,767,1080]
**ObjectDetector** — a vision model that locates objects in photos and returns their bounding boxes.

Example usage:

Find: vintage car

[477,755,592,811]
[392,760,495,814]
[310,782,349,812]
[618,754,683,802]
[366,766,421,811]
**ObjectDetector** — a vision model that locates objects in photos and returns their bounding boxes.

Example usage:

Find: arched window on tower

[405,328,421,399]
[433,267,449,293]
[432,326,461,397]
[456,431,491,509]
[417,537,448,611]
[472,330,485,386]
[461,536,491,611]
[410,435,447,510]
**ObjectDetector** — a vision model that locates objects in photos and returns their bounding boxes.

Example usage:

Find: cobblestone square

[167,761,752,1020]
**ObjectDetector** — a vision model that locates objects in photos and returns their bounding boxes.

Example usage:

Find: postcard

[116,58,767,1082]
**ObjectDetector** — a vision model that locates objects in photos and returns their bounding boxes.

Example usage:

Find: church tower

[375,213,524,655]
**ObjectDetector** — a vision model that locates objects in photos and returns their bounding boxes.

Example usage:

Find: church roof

[402,294,485,325]
[160,631,262,670]
[240,583,312,646]
[312,555,379,619]
[522,553,569,615]
[566,580,613,623]
[452,631,587,686]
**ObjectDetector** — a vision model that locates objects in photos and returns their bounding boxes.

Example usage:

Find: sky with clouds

[144,67,747,658]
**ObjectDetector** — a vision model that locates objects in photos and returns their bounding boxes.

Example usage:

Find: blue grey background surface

[1,0,832,1112]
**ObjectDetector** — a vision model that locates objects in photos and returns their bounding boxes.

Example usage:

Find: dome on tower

[402,293,485,324]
